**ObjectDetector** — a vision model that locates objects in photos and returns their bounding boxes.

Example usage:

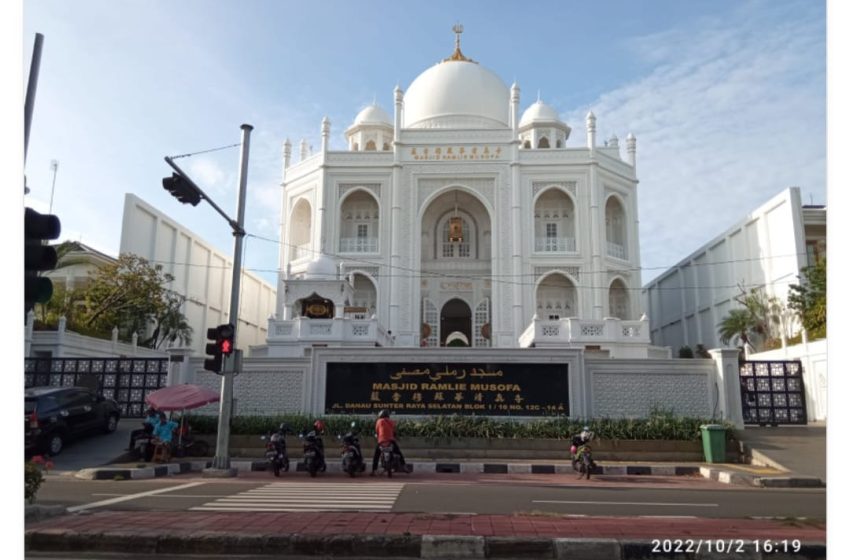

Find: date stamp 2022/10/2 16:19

[651,539,802,554]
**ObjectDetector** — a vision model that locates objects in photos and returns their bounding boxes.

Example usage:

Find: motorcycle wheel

[273,463,281,477]
[284,459,290,472]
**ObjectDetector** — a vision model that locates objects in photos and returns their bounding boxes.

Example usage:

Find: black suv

[25,386,121,457]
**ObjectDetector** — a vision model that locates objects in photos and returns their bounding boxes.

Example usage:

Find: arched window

[556,139,562,148]
[523,140,531,149]
[365,140,376,151]
[605,197,627,260]
[534,189,576,252]
[382,142,390,151]
[608,278,630,319]
[339,191,379,253]
[352,142,359,151]
[351,273,377,317]
[537,137,550,149]
[437,213,477,259]
[536,274,577,320]
[289,199,312,260]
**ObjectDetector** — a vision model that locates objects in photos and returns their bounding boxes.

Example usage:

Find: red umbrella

[145,384,220,412]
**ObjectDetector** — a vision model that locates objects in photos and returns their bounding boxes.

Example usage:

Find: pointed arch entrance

[440,299,472,347]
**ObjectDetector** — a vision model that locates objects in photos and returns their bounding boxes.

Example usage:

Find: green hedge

[186,410,731,442]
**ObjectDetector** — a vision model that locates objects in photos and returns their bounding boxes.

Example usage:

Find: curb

[699,467,825,488]
[74,460,702,480]
[24,504,67,523]
[25,530,827,559]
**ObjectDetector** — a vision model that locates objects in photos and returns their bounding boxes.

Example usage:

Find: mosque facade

[261,28,656,358]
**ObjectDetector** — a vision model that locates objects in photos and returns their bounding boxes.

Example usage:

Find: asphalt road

[36,472,825,520]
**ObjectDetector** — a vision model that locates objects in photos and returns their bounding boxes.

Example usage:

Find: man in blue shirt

[152,412,179,448]
[127,408,159,451]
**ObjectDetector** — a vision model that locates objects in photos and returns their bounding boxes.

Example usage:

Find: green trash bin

[700,424,727,463]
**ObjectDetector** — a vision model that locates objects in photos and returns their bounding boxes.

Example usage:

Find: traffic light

[162,173,201,206]
[204,323,235,373]
[25,207,61,314]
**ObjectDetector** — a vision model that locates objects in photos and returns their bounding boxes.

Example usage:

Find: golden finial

[443,23,476,63]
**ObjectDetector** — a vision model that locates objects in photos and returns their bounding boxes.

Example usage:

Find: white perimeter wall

[178,349,732,423]
[120,194,276,357]
[643,188,808,351]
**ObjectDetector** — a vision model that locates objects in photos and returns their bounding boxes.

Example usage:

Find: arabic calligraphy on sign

[389,367,504,382]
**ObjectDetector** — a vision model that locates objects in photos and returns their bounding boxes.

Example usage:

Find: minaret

[393,85,403,142]
[299,138,308,161]
[510,82,520,134]
[586,111,596,149]
[321,116,330,153]
[283,138,292,170]
[626,133,637,169]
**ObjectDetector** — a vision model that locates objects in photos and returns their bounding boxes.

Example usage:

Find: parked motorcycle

[338,421,366,477]
[261,426,290,477]
[570,427,597,480]
[377,440,404,478]
[299,429,326,477]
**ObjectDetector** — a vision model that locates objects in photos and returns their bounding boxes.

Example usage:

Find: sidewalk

[25,510,826,558]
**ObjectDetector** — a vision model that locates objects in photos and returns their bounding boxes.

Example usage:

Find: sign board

[325,362,568,416]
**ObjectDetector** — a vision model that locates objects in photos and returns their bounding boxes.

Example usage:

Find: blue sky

[17,0,828,288]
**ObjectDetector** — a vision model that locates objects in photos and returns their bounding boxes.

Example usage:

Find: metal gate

[739,360,807,425]
[24,357,170,418]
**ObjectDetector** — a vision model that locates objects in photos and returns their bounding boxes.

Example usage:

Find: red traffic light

[220,338,232,354]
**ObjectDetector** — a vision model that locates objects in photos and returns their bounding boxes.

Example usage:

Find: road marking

[532,500,719,507]
[639,515,699,519]
[190,481,405,512]
[67,482,207,512]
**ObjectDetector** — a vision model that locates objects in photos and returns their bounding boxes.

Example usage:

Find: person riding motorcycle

[570,425,594,456]
[371,410,410,475]
[310,419,327,469]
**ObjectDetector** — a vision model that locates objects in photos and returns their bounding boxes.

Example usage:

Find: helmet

[313,420,325,432]
[378,410,389,419]
[278,423,287,433]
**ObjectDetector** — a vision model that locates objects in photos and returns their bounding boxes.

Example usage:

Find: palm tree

[717,308,755,351]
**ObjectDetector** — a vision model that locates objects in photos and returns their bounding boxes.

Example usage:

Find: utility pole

[162,124,252,476]
[210,124,252,473]
[49,160,59,214]
[24,33,44,164]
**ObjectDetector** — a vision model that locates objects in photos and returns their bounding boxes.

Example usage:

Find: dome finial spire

[444,23,476,63]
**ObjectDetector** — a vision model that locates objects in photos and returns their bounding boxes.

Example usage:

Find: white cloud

[564,4,825,285]
[188,158,228,191]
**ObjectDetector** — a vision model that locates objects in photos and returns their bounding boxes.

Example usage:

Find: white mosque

[258,27,660,359]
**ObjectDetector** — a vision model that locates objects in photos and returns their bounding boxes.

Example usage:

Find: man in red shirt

[371,410,411,475]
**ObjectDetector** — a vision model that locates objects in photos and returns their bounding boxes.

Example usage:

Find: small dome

[304,254,338,280]
[519,100,562,128]
[352,104,392,127]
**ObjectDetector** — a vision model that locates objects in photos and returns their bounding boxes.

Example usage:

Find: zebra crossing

[189,482,405,512]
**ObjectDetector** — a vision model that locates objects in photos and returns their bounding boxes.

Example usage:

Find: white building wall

[120,193,276,357]
[643,188,813,350]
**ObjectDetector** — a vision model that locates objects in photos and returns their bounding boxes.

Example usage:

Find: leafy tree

[788,258,826,339]
[37,253,192,349]
[678,346,694,358]
[716,286,786,353]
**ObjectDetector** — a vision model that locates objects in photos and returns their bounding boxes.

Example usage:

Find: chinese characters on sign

[410,146,503,161]
[325,362,568,416]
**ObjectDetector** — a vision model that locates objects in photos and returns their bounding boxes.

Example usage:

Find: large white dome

[403,60,510,129]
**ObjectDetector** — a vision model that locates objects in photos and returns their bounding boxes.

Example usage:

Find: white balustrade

[534,237,577,253]
[339,237,378,253]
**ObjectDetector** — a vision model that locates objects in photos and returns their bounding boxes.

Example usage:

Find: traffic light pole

[210,124,252,473]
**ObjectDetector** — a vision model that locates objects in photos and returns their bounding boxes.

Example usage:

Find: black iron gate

[24,357,170,418]
[739,360,807,425]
